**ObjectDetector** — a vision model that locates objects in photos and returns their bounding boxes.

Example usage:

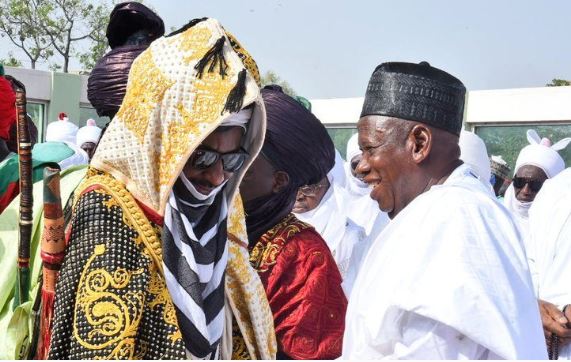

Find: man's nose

[355,156,370,175]
[203,160,226,187]
[521,183,533,195]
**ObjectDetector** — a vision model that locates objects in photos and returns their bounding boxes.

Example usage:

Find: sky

[2,0,571,99]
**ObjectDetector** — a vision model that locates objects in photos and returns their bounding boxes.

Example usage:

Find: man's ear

[273,171,290,193]
[408,124,432,164]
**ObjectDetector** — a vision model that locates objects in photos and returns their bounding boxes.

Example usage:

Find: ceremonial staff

[13,79,33,306]
[35,167,66,359]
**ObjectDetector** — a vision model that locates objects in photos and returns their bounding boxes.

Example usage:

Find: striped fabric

[162,176,229,358]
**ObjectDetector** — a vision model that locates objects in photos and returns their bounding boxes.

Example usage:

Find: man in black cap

[341,62,546,359]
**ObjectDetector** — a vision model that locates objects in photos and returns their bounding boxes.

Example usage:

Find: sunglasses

[190,147,249,173]
[512,177,545,192]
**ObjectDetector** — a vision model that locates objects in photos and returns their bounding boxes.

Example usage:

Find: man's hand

[539,299,571,345]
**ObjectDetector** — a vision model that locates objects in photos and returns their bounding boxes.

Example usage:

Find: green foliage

[0,0,54,69]
[327,128,357,159]
[546,79,571,87]
[477,125,571,172]
[0,0,112,72]
[0,52,22,67]
[260,70,297,97]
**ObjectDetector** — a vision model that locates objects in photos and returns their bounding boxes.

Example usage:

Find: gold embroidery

[231,317,251,360]
[159,65,236,190]
[73,173,163,274]
[73,173,183,346]
[115,49,174,144]
[225,31,260,86]
[73,244,146,355]
[249,214,310,273]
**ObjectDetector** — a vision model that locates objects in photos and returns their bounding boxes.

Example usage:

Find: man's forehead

[357,115,395,131]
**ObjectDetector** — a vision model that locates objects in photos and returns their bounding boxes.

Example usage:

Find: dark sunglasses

[190,147,249,173]
[512,177,545,192]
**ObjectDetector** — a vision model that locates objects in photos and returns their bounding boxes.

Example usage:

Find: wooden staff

[35,167,66,359]
[13,80,33,306]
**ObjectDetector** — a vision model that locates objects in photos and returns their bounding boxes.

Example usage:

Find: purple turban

[87,2,164,119]
[261,85,335,187]
[244,86,335,243]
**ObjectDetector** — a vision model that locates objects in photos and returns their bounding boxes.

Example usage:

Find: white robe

[295,179,366,280]
[527,168,571,359]
[342,164,546,360]
[503,184,531,241]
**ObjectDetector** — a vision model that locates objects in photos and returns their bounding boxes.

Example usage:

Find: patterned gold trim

[73,171,164,275]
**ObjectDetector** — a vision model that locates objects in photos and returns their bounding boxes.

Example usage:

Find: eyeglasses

[298,181,328,197]
[512,177,545,192]
[190,147,249,173]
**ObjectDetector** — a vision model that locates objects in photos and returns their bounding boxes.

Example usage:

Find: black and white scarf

[162,174,229,358]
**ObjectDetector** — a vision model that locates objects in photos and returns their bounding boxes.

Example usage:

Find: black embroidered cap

[360,61,466,135]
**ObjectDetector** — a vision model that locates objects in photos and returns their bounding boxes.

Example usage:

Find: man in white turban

[293,148,367,289]
[504,129,571,236]
[526,167,571,359]
[76,119,102,160]
[44,112,89,169]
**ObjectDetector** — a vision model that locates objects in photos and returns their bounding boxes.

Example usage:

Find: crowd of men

[1,2,571,360]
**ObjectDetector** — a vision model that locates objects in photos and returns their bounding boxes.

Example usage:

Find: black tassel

[223,69,247,114]
[194,36,228,79]
[166,17,208,37]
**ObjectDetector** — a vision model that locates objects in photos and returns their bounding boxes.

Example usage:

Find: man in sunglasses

[240,85,347,359]
[48,19,275,359]
[504,130,571,237]
[342,61,545,359]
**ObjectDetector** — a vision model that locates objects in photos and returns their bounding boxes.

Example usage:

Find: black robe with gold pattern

[48,173,186,359]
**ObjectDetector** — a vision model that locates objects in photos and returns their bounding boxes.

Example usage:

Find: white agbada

[527,168,571,359]
[504,130,571,241]
[45,113,89,169]
[295,150,366,280]
[342,164,546,359]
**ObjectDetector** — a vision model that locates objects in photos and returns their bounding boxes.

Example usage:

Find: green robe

[0,165,87,359]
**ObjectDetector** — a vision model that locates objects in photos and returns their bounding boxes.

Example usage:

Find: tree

[41,0,111,72]
[260,70,297,97]
[0,52,23,67]
[78,4,110,70]
[546,79,571,87]
[0,0,53,69]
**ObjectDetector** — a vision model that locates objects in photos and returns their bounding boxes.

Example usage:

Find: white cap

[514,129,571,178]
[76,119,102,146]
[459,130,491,183]
[46,112,79,144]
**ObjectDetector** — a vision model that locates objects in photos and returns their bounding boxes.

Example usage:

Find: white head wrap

[459,130,492,184]
[76,119,102,147]
[46,112,79,145]
[330,149,347,188]
[346,133,360,162]
[220,107,251,131]
[514,130,571,178]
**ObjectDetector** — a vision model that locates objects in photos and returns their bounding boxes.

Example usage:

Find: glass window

[27,102,46,137]
[475,124,571,172]
[326,127,357,160]
[79,106,110,129]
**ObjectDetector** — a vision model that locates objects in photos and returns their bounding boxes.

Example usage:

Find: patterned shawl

[90,17,266,358]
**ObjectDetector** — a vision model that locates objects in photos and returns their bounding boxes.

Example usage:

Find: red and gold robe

[249,214,347,359]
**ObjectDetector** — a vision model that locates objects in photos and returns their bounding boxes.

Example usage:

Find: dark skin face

[239,153,290,203]
[182,127,243,195]
[356,115,462,219]
[350,154,363,178]
[81,142,97,161]
[292,176,330,213]
[513,165,548,203]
